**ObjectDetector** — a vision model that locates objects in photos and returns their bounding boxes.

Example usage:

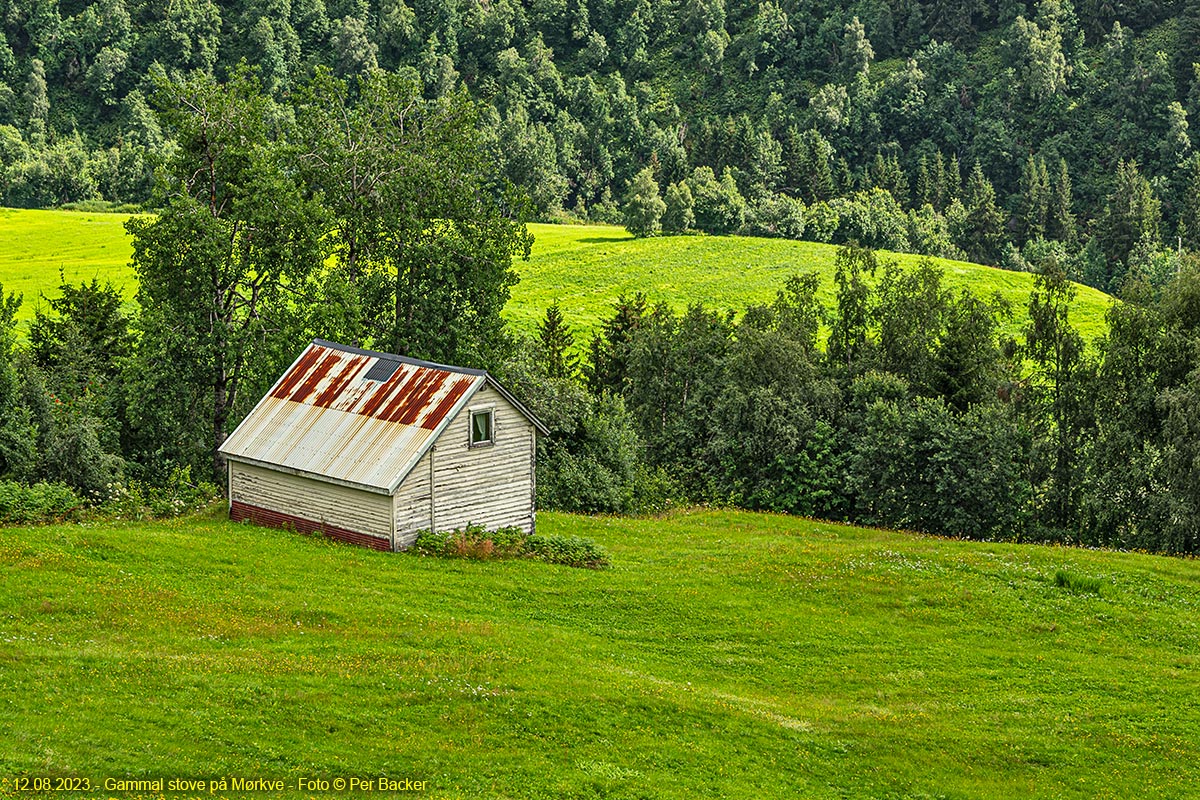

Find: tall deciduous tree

[1023,263,1093,536]
[828,243,878,371]
[293,67,532,364]
[0,283,33,479]
[662,180,696,233]
[623,166,665,237]
[125,69,324,480]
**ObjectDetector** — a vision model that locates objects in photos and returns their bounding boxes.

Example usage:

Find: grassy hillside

[509,225,1113,341]
[0,209,137,320]
[0,209,1112,340]
[2,509,1199,798]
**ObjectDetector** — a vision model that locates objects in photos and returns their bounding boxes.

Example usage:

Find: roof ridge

[311,338,488,377]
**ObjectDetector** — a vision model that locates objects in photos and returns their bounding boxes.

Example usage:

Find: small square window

[470,409,494,446]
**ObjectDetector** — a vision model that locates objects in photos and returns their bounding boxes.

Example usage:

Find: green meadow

[1,508,1198,798]
[508,224,1113,341]
[0,208,1112,339]
[0,209,137,320]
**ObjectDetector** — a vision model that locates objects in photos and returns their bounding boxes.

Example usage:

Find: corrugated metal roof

[219,341,483,494]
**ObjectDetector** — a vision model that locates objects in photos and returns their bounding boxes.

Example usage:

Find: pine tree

[1048,157,1077,244]
[801,129,836,202]
[1176,155,1200,253]
[868,153,909,205]
[959,162,1005,265]
[947,154,963,202]
[1019,154,1051,243]
[586,293,648,394]
[931,151,949,210]
[1097,159,1162,287]
[915,154,933,207]
[538,303,580,380]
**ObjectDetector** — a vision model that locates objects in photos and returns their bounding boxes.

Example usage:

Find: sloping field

[0,208,136,319]
[0,209,1111,339]
[1,509,1198,798]
[508,224,1113,341]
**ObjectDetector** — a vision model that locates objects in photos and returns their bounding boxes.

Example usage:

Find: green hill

[0,209,1112,340]
[2,509,1198,798]
[509,224,1113,341]
[0,208,137,320]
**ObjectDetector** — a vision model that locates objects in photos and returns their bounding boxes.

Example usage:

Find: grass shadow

[577,236,630,244]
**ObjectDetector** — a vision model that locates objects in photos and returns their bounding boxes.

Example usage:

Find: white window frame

[469,407,495,447]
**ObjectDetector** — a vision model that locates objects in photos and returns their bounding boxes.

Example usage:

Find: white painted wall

[426,384,536,535]
[392,451,432,548]
[230,461,392,542]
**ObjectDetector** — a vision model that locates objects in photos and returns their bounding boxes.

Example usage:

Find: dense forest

[2,0,1200,291]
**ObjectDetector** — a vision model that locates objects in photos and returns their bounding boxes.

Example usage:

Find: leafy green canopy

[124,67,530,481]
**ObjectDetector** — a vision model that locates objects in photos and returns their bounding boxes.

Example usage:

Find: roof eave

[484,374,551,436]
[226,454,393,495]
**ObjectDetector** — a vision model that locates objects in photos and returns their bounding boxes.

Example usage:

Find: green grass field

[508,224,1113,341]
[0,209,1111,340]
[0,209,137,320]
[2,508,1199,798]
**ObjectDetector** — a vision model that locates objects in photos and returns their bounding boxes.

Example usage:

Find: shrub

[0,480,83,523]
[96,466,219,521]
[411,524,609,569]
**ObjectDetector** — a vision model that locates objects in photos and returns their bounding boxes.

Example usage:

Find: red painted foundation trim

[230,500,392,551]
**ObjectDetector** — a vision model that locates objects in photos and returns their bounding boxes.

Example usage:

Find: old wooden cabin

[218,339,548,551]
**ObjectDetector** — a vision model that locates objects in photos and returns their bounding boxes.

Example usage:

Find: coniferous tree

[959,162,1005,264]
[1178,155,1200,253]
[1097,159,1162,288]
[1019,154,1051,243]
[947,154,963,202]
[1048,157,1077,243]
[587,293,648,395]
[798,129,837,203]
[931,152,949,210]
[915,154,933,207]
[538,303,580,380]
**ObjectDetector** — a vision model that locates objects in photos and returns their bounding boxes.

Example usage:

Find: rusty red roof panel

[267,344,470,428]
[219,341,485,492]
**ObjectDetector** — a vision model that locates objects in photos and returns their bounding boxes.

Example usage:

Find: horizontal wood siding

[230,461,392,544]
[393,451,432,549]
[432,384,535,534]
[230,501,391,551]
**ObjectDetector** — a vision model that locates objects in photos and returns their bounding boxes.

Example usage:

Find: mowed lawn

[1,509,1198,798]
[0,208,1112,339]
